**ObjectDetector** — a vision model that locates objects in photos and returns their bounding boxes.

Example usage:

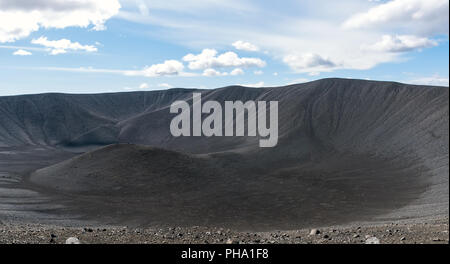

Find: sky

[0,0,448,96]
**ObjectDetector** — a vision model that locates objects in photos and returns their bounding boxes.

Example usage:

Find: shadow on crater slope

[30,143,433,230]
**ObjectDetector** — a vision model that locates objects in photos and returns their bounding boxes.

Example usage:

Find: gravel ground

[1,218,447,244]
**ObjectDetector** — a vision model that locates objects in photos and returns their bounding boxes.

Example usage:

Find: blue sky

[0,0,448,96]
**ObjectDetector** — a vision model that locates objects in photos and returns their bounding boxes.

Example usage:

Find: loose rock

[309,229,320,235]
[65,237,81,244]
[365,237,380,244]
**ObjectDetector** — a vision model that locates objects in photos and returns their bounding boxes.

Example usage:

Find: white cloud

[364,34,438,52]
[139,83,149,89]
[343,0,449,35]
[29,62,193,78]
[13,49,32,56]
[116,1,446,75]
[202,68,227,76]
[136,0,149,16]
[158,83,173,89]
[183,49,266,70]
[253,70,263,75]
[121,0,253,14]
[34,66,129,75]
[230,68,244,76]
[32,63,247,79]
[130,60,185,77]
[407,75,449,86]
[0,0,121,43]
[31,36,98,55]
[232,40,259,52]
[202,67,244,76]
[126,82,174,91]
[0,44,46,52]
[283,53,337,74]
[239,81,265,88]
[50,49,67,55]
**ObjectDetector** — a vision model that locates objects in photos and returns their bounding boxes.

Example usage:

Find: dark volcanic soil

[1,218,448,244]
[28,143,434,231]
[0,78,448,243]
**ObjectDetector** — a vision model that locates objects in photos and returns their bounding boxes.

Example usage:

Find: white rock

[365,237,380,244]
[309,229,320,235]
[65,237,80,244]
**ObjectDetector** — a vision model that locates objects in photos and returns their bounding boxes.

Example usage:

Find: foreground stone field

[1,218,447,244]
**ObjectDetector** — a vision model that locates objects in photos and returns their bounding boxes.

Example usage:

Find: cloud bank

[13,49,32,56]
[183,49,266,70]
[31,36,98,55]
[232,40,260,52]
[0,0,121,42]
[343,0,449,35]
[364,35,437,52]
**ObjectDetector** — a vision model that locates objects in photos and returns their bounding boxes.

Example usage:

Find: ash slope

[1,78,448,230]
[28,144,437,230]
